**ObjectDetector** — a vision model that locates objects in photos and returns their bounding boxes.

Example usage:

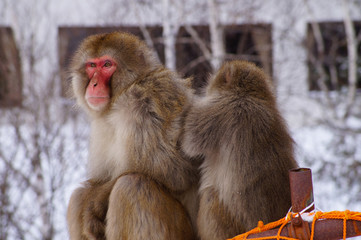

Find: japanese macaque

[67,32,199,240]
[182,60,298,240]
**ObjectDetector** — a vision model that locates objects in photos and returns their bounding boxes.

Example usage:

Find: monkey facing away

[67,32,198,240]
[182,60,298,240]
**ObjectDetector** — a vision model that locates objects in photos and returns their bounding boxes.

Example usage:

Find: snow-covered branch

[162,0,177,70]
[207,0,225,70]
[342,0,358,119]
[184,25,212,63]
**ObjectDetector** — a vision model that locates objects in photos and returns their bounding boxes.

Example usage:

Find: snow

[0,0,360,239]
[293,124,361,212]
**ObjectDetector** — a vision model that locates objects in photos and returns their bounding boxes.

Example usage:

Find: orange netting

[228,210,361,240]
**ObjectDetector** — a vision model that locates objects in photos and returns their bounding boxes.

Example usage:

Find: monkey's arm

[67,179,117,240]
[122,72,197,192]
[182,99,227,157]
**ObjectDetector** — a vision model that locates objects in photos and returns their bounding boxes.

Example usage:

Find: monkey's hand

[82,179,117,240]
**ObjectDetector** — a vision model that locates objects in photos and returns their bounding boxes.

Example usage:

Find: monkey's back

[183,61,298,236]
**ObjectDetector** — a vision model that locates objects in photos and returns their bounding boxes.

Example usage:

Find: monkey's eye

[103,61,112,68]
[87,62,96,68]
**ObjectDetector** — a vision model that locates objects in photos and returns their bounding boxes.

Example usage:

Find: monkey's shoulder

[113,68,189,127]
[140,68,187,95]
[132,69,188,108]
[190,92,284,139]
[196,91,271,115]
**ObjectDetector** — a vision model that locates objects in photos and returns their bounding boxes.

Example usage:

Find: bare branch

[130,0,160,62]
[307,30,337,117]
[207,0,225,70]
[342,0,358,119]
[184,25,212,62]
[304,0,338,119]
[162,0,177,70]
[179,55,208,75]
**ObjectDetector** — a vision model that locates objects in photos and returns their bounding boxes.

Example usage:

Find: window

[224,24,272,77]
[307,21,361,91]
[176,25,212,89]
[0,27,22,107]
[175,24,273,89]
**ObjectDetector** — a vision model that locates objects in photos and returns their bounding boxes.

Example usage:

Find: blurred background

[0,0,360,239]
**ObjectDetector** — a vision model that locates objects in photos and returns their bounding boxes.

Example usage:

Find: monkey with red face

[67,32,198,240]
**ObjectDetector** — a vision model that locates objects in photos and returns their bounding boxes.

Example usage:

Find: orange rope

[229,210,361,240]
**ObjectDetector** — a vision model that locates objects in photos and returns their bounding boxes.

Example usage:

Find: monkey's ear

[137,51,147,66]
[223,63,235,86]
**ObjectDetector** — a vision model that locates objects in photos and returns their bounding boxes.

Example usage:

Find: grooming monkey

[182,60,298,240]
[67,32,199,240]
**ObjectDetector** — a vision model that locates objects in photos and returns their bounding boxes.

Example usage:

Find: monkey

[182,60,298,240]
[66,32,199,240]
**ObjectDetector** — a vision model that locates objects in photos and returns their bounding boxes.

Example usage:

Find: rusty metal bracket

[288,213,311,240]
[289,168,314,213]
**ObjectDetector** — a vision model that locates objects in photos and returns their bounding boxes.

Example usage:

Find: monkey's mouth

[86,96,110,110]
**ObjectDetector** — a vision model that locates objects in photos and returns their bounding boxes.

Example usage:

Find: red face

[85,55,116,111]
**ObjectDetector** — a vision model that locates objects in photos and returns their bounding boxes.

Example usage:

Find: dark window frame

[307,21,361,91]
[0,27,22,107]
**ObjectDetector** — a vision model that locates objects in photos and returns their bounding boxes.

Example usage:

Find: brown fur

[106,174,195,240]
[182,60,298,239]
[67,179,117,240]
[67,32,198,240]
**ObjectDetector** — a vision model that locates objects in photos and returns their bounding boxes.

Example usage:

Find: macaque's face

[71,32,161,115]
[84,55,117,111]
